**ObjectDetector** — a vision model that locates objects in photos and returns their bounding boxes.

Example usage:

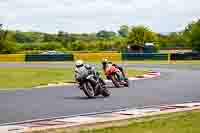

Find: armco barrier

[0,54,25,62]
[74,53,121,61]
[122,53,168,60]
[171,52,200,60]
[171,53,185,60]
[26,54,74,61]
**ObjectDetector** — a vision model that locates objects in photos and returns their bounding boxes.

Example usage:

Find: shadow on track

[64,96,108,100]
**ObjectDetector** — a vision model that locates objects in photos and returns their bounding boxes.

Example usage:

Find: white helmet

[75,60,84,67]
[102,58,108,62]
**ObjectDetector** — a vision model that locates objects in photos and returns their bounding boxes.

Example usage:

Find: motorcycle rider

[102,59,128,80]
[75,60,104,91]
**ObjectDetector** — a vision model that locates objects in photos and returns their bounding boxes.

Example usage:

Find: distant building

[126,44,144,53]
[125,43,157,53]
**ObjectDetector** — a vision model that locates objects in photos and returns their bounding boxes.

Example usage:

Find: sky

[0,0,199,33]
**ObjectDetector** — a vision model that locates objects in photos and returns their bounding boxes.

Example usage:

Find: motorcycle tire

[83,81,95,98]
[98,78,111,97]
[102,88,111,97]
[111,74,121,88]
[124,79,129,87]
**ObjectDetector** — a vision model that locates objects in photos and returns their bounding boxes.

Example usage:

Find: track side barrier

[74,53,121,61]
[25,54,74,61]
[171,52,200,60]
[122,53,168,60]
[0,54,25,62]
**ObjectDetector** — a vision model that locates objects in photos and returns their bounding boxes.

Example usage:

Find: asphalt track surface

[0,63,200,124]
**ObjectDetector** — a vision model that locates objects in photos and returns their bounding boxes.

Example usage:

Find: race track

[0,63,200,124]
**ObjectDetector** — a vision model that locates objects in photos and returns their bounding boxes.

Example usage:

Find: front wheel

[82,81,95,98]
[102,88,111,97]
[99,78,111,97]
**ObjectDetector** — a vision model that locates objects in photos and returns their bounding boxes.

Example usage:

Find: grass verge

[32,110,200,133]
[82,110,200,133]
[0,67,147,89]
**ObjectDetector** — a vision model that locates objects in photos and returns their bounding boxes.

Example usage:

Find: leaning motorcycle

[105,64,129,88]
[75,70,110,98]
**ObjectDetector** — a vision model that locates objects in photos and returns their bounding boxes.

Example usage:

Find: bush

[0,41,20,54]
[19,42,64,51]
[39,42,63,50]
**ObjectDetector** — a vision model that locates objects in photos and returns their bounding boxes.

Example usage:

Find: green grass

[34,110,200,133]
[81,110,200,133]
[0,67,146,89]
[0,68,74,89]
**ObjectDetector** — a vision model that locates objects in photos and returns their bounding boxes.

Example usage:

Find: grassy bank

[33,110,200,133]
[0,67,147,89]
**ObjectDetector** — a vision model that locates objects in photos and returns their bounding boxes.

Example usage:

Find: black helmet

[102,58,108,64]
[85,64,91,69]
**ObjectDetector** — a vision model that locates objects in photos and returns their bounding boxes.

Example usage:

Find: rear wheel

[110,73,120,88]
[124,79,129,87]
[83,81,95,98]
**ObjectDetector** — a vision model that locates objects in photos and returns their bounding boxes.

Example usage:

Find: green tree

[155,33,168,48]
[40,42,63,50]
[183,20,200,51]
[70,41,85,51]
[118,25,129,37]
[127,25,155,45]
[20,43,40,51]
[56,30,65,42]
[42,34,56,42]
[14,31,34,43]
[114,37,127,50]
[96,30,116,40]
[0,24,18,54]
[167,32,186,47]
[0,24,5,41]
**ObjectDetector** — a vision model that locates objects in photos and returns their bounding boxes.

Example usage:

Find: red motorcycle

[105,64,129,88]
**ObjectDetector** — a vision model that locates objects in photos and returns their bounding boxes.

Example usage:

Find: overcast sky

[0,0,199,33]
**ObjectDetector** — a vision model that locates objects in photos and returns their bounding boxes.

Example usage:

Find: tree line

[0,20,200,54]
